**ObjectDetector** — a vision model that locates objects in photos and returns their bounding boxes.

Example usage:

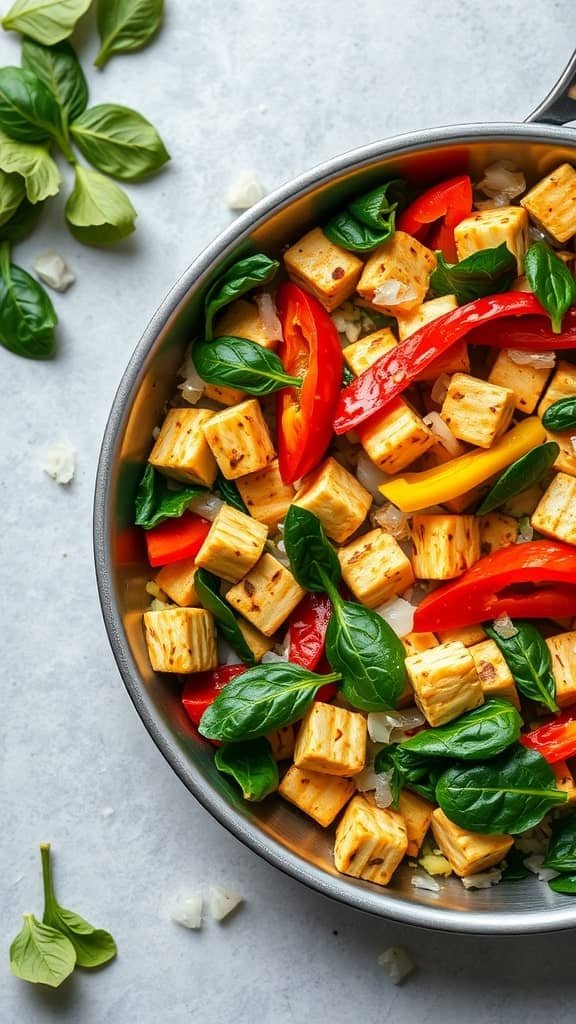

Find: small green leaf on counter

[525,242,576,333]
[41,844,117,969]
[0,244,57,358]
[476,442,560,515]
[71,104,169,181]
[204,254,279,338]
[542,396,576,433]
[65,164,137,245]
[195,568,256,667]
[22,39,88,123]
[430,243,517,304]
[215,738,279,801]
[10,913,76,988]
[193,336,301,396]
[0,196,44,243]
[95,0,164,69]
[0,66,65,146]
[3,0,91,46]
[486,621,558,713]
[0,130,61,203]
[134,464,206,530]
[0,169,25,225]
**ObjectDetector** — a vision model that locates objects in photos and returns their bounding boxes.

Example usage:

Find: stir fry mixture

[138,161,576,894]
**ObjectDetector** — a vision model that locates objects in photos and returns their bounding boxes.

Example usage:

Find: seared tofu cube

[203,383,246,407]
[417,341,470,383]
[294,702,367,777]
[398,790,434,857]
[405,641,484,727]
[546,631,576,708]
[267,725,297,761]
[293,456,372,543]
[226,553,305,636]
[284,227,363,311]
[279,765,355,826]
[538,361,576,477]
[155,557,199,607]
[402,632,439,656]
[488,349,552,414]
[479,513,519,556]
[454,206,529,272]
[411,514,481,580]
[357,231,436,314]
[203,398,276,480]
[357,398,435,474]
[236,618,274,663]
[436,625,486,647]
[144,608,217,674]
[236,460,294,530]
[334,795,408,886]
[397,294,458,341]
[552,760,576,804]
[149,408,218,487]
[342,327,397,375]
[441,373,516,449]
[431,808,513,877]
[215,297,280,350]
[520,163,576,243]
[337,528,414,609]
[531,472,576,546]
[196,505,268,583]
[469,639,520,709]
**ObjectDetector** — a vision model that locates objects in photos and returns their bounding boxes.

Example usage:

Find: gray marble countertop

[2,3,576,1021]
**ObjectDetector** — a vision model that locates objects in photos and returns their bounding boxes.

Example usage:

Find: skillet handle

[526,49,576,124]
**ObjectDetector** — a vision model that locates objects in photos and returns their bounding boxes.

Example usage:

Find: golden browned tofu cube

[552,761,576,804]
[405,641,484,727]
[236,460,294,530]
[538,361,576,477]
[454,206,529,272]
[416,341,471,382]
[469,639,520,709]
[293,456,372,544]
[479,513,519,556]
[357,398,435,474]
[342,327,397,376]
[520,163,576,243]
[436,625,487,647]
[226,553,305,636]
[441,373,516,448]
[402,632,439,656]
[236,618,274,663]
[283,227,363,311]
[215,297,280,350]
[398,790,434,857]
[196,505,268,583]
[531,472,576,546]
[397,294,458,341]
[279,765,355,826]
[357,231,436,314]
[149,408,218,487]
[411,514,481,580]
[155,557,199,607]
[334,795,408,886]
[546,631,576,708]
[267,725,297,762]
[337,528,414,609]
[202,398,276,480]
[488,349,552,414]
[294,702,367,777]
[203,383,246,406]
[143,608,217,674]
[431,808,513,877]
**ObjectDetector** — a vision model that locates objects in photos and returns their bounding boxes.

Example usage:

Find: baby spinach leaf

[65,165,136,245]
[0,67,65,147]
[215,474,247,514]
[349,179,406,232]
[71,104,169,181]
[379,746,446,803]
[193,336,301,396]
[195,569,256,667]
[134,464,206,530]
[0,169,25,225]
[543,815,576,873]
[323,212,391,253]
[41,844,117,969]
[199,662,341,742]
[430,244,517,304]
[95,0,164,69]
[326,598,407,712]
[10,913,76,988]
[435,744,567,835]
[398,699,522,761]
[0,247,57,358]
[525,241,576,333]
[542,396,576,432]
[476,442,560,515]
[0,129,61,203]
[549,875,576,894]
[501,846,531,881]
[214,738,279,801]
[204,254,279,338]
[0,196,44,243]
[3,0,91,45]
[486,621,558,713]
[283,505,341,593]
[22,39,88,124]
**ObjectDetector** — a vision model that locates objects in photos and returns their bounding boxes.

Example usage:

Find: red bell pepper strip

[413,540,576,633]
[287,592,332,670]
[276,282,343,483]
[521,711,576,764]
[466,306,576,350]
[145,511,211,567]
[334,293,546,434]
[182,665,245,726]
[398,175,473,236]
[427,218,458,263]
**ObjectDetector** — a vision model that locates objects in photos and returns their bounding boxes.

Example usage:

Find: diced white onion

[523,854,559,882]
[411,873,441,893]
[265,537,291,568]
[430,373,451,405]
[356,451,389,503]
[354,765,380,792]
[476,161,526,204]
[225,171,265,211]
[423,412,463,457]
[372,502,410,540]
[149,597,171,611]
[254,292,282,344]
[460,868,503,889]
[507,348,556,369]
[374,597,415,639]
[261,650,288,664]
[42,443,75,485]
[178,351,205,405]
[373,280,419,307]
[208,885,243,921]
[367,708,425,745]
[377,946,415,985]
[190,494,224,521]
[33,248,75,292]
[516,517,534,544]
[170,892,203,930]
[492,614,518,639]
[374,770,394,808]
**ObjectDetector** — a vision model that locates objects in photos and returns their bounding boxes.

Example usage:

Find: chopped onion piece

[507,348,556,369]
[372,502,410,540]
[411,873,441,893]
[524,854,559,882]
[33,248,75,292]
[208,885,243,921]
[265,537,291,568]
[170,892,203,930]
[354,765,380,792]
[476,161,526,202]
[377,946,415,985]
[356,451,389,502]
[254,292,282,344]
[42,443,75,485]
[516,517,534,544]
[374,770,394,808]
[178,351,205,405]
[261,650,288,664]
[423,412,463,457]
[225,171,265,210]
[373,280,418,307]
[430,373,451,405]
[190,494,224,521]
[460,868,503,889]
[368,708,425,745]
[492,614,518,639]
[374,597,415,639]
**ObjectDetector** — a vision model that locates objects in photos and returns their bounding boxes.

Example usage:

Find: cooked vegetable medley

[138,160,576,893]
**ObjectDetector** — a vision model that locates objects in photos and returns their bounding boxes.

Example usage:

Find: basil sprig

[22,39,88,124]
[71,104,169,181]
[214,738,279,801]
[95,0,165,70]
[195,569,257,667]
[40,844,117,969]
[134,464,206,530]
[0,66,67,150]
[525,241,576,333]
[65,165,137,245]
[203,254,279,338]
[324,179,406,252]
[430,243,517,304]
[476,442,560,515]
[193,336,302,396]
[543,815,576,873]
[398,699,522,761]
[0,241,57,358]
[486,621,558,713]
[542,396,576,432]
[3,0,91,46]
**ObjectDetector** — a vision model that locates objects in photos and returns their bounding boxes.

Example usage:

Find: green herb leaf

[192,336,301,396]
[65,164,136,245]
[0,169,25,225]
[525,242,576,333]
[195,568,256,667]
[40,844,117,969]
[486,621,558,713]
[0,195,44,242]
[327,599,407,712]
[95,0,164,69]
[542,396,576,433]
[323,212,391,253]
[380,746,446,802]
[214,738,279,801]
[549,875,576,894]
[501,846,531,881]
[3,0,91,45]
[0,67,65,146]
[476,442,560,515]
[543,815,576,873]
[430,244,517,304]
[398,699,522,761]
[342,365,355,387]
[283,505,341,593]
[71,104,169,181]
[349,179,406,232]
[0,129,61,202]
[204,254,279,339]
[435,744,567,834]
[0,249,57,358]
[199,662,340,742]
[22,39,88,124]
[371,746,404,808]
[9,913,76,988]
[134,464,206,530]
[215,474,247,513]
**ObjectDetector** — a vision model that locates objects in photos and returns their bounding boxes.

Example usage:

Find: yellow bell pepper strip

[379,417,546,513]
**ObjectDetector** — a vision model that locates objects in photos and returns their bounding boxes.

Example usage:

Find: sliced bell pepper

[145,511,211,567]
[398,175,473,236]
[466,306,576,350]
[287,592,332,670]
[521,711,576,764]
[182,665,245,726]
[427,217,459,263]
[276,282,343,483]
[413,540,576,633]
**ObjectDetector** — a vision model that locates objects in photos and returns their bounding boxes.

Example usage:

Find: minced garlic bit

[377,946,415,985]
[411,873,441,893]
[460,868,503,889]
[523,854,559,882]
[33,249,75,292]
[492,614,518,640]
[208,885,243,922]
[170,892,204,930]
[225,171,266,211]
[42,443,75,485]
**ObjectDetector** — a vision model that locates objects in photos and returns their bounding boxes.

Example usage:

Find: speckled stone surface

[2,3,576,1021]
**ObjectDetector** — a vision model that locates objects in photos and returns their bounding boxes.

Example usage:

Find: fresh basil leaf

[486,621,558,713]
[40,844,116,970]
[214,738,279,801]
[501,846,530,881]
[3,0,91,45]
[542,396,576,432]
[134,464,206,530]
[342,365,355,387]
[430,244,517,304]
[71,104,169,181]
[543,815,576,873]
[476,442,560,515]
[327,599,407,712]
[323,212,391,253]
[65,165,136,245]
[22,39,88,124]
[95,0,164,69]
[0,252,57,359]
[0,196,44,243]
[525,241,576,333]
[399,699,521,761]
[0,169,25,225]
[549,875,576,894]
[215,474,247,514]
[9,913,76,988]
[349,179,406,232]
[195,569,256,667]
[435,744,567,835]
[204,254,279,339]
[0,129,61,203]
[283,505,341,593]
[0,67,65,146]
[193,336,301,396]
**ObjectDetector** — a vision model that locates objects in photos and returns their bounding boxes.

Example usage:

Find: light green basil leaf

[214,738,279,801]
[41,844,117,970]
[0,129,61,202]
[0,67,65,145]
[0,169,25,225]
[10,913,76,988]
[65,164,136,245]
[71,103,169,181]
[3,0,91,45]
[525,241,576,333]
[22,39,88,124]
[95,0,164,69]
[0,252,57,358]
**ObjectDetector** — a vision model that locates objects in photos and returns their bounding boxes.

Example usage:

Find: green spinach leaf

[71,104,169,181]
[22,39,88,124]
[326,598,407,712]
[215,474,247,513]
[41,844,117,969]
[0,67,65,147]
[192,335,301,395]
[476,442,560,515]
[430,243,517,304]
[0,129,61,202]
[95,0,164,69]
[542,396,576,432]
[214,738,279,801]
[323,211,391,253]
[10,913,76,988]
[134,464,206,530]
[0,246,57,358]
[0,169,25,225]
[501,846,531,881]
[549,875,576,894]
[486,621,558,713]
[204,254,279,338]
[0,196,44,243]
[324,179,406,252]
[525,241,576,333]
[283,505,341,593]
[195,568,257,667]
[3,0,91,45]
[543,815,576,873]
[398,699,521,761]
[65,164,137,245]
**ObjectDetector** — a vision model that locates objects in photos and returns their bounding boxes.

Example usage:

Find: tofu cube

[294,702,367,777]
[520,163,576,243]
[416,341,471,382]
[357,231,436,314]
[402,632,439,656]
[337,528,414,608]
[357,398,435,474]
[454,206,529,272]
[398,790,434,857]
[202,398,276,480]
[196,505,268,583]
[149,408,218,486]
[397,294,458,341]
[436,625,486,647]
[236,460,294,530]
[479,513,519,556]
[144,608,217,674]
[546,631,576,709]
[283,227,363,311]
[405,641,484,727]
[203,383,246,406]
[538,361,576,477]
[267,725,296,761]
[531,472,576,546]
[225,553,305,636]
[293,456,372,543]
[469,639,521,709]
[431,808,513,877]
[334,795,408,886]
[488,348,552,414]
[441,373,516,448]
[279,765,355,826]
[411,514,481,580]
[155,557,199,607]
[552,760,576,804]
[236,618,274,663]
[342,327,397,375]
[215,297,280,350]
